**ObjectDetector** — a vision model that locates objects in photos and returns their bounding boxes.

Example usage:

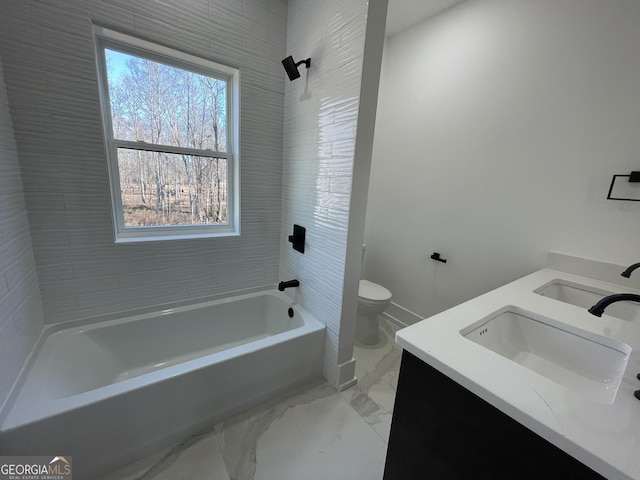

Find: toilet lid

[359,279,392,301]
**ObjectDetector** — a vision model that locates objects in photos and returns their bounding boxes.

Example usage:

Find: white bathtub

[0,290,325,479]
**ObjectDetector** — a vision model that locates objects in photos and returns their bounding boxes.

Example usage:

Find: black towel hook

[431,252,447,264]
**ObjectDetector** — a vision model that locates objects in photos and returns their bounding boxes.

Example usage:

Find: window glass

[116,149,227,227]
[106,49,228,152]
[95,27,239,241]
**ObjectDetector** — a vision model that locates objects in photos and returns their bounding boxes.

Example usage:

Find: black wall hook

[431,252,447,263]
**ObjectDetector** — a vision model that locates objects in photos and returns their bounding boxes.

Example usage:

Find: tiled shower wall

[279,0,372,387]
[0,0,287,323]
[0,54,45,410]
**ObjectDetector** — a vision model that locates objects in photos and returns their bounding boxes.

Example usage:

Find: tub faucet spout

[621,262,640,278]
[278,279,300,291]
[588,293,640,317]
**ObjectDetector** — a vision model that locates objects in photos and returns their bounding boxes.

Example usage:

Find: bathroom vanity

[384,254,640,480]
[384,350,604,479]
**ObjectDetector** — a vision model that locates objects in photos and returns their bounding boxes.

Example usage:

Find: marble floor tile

[143,433,230,480]
[341,319,402,442]
[96,318,402,480]
[97,430,229,480]
[218,380,388,480]
[97,447,172,480]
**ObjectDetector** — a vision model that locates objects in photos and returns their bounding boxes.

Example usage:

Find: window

[94,27,239,242]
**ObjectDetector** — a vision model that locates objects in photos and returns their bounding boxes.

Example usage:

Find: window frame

[93,26,240,242]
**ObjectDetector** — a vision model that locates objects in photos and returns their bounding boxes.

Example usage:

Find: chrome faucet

[278,279,300,291]
[588,293,640,317]
[621,262,640,278]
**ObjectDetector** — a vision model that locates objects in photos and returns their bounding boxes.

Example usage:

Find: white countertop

[396,258,640,479]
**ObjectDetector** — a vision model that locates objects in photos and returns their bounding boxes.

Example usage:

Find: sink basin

[460,306,631,403]
[535,279,640,322]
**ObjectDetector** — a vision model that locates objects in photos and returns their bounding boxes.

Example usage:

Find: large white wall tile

[280,0,386,388]
[0,54,44,411]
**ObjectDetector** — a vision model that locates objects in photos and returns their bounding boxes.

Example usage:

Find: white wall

[280,0,386,388]
[0,0,286,323]
[365,0,640,322]
[0,54,44,411]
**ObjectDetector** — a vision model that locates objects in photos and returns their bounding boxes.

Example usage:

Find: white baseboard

[381,301,424,328]
[334,357,357,391]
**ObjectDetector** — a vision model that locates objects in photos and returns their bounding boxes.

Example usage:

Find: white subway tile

[8,109,53,135]
[40,27,95,61]
[0,203,29,236]
[209,0,243,17]
[42,295,78,315]
[63,194,111,212]
[58,154,108,177]
[243,0,286,32]
[71,260,118,279]
[21,171,109,194]
[0,18,42,47]
[37,263,74,282]
[269,0,287,19]
[0,0,89,36]
[0,64,48,93]
[40,274,119,298]
[28,211,113,230]
[24,193,66,211]
[66,227,114,246]
[0,274,9,300]
[47,303,122,323]
[30,229,70,248]
[134,14,210,57]
[0,39,96,81]
[0,232,36,272]
[121,292,188,311]
[13,153,60,174]
[104,0,178,26]
[76,289,120,310]
[118,267,189,288]
[153,253,193,270]
[82,1,136,31]
[0,295,43,406]
[34,244,116,266]
[73,255,155,278]
[115,240,187,257]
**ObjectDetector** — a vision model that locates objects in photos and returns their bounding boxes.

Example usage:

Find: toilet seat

[358,279,392,302]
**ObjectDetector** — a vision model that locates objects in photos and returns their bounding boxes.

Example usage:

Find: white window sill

[114,231,240,243]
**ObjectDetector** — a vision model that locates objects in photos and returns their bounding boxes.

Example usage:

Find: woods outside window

[94,27,240,242]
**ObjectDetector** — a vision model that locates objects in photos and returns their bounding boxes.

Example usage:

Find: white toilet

[356,245,392,345]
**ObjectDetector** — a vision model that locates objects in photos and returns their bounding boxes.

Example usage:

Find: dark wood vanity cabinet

[383,350,605,480]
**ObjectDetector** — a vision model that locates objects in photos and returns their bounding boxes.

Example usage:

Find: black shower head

[282,55,311,81]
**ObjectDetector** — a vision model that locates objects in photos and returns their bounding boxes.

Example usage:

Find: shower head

[282,55,311,81]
